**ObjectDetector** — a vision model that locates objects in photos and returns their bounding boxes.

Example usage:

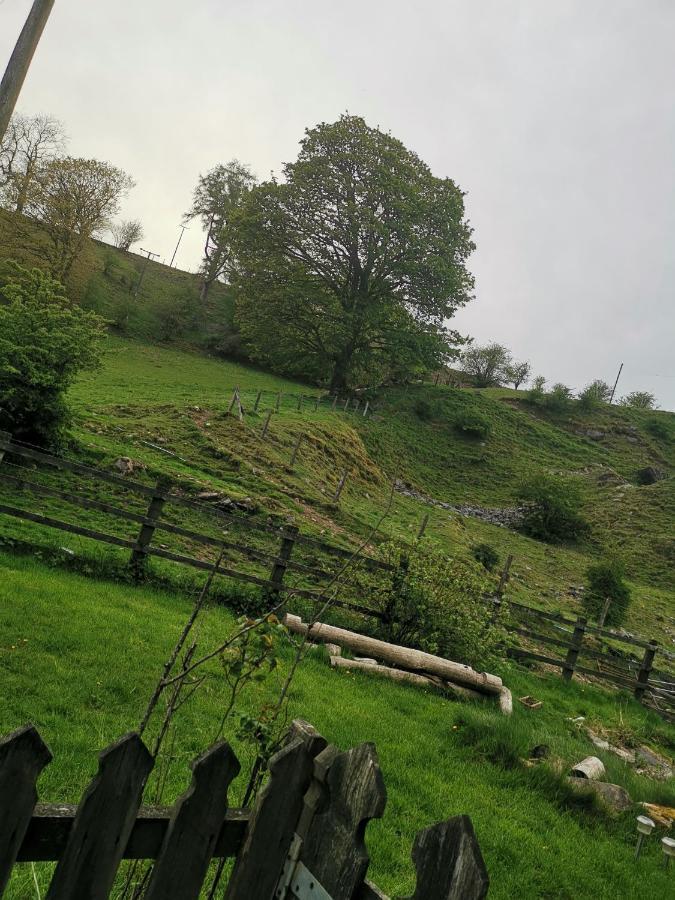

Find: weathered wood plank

[45,733,153,900]
[224,720,326,900]
[0,725,52,895]
[507,648,565,669]
[144,742,240,900]
[17,805,249,861]
[406,816,489,900]
[299,742,387,900]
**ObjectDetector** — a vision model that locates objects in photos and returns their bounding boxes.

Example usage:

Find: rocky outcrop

[394,480,527,529]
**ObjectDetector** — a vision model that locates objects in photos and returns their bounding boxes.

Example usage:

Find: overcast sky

[3,0,674,407]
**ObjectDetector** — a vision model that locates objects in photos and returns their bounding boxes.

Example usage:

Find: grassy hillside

[0,208,239,354]
[1,551,674,899]
[0,335,671,643]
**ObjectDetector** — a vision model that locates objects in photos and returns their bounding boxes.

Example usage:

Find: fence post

[261,409,273,439]
[597,596,612,629]
[266,525,298,604]
[333,468,348,503]
[297,394,303,412]
[276,392,282,412]
[332,395,338,411]
[130,475,171,578]
[417,513,429,541]
[635,641,658,702]
[314,396,320,411]
[343,398,350,412]
[0,429,11,466]
[289,434,303,470]
[362,400,369,417]
[253,390,262,413]
[496,554,513,599]
[562,616,587,681]
[227,388,238,415]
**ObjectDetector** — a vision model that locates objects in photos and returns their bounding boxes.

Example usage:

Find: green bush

[578,380,611,410]
[527,375,546,404]
[517,472,589,543]
[454,409,491,440]
[472,542,500,572]
[0,261,106,446]
[543,383,574,412]
[375,543,502,668]
[582,559,632,627]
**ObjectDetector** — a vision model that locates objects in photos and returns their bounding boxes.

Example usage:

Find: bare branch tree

[110,218,144,251]
[0,112,66,213]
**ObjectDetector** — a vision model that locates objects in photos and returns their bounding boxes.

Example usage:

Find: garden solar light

[634,816,655,858]
[662,836,675,870]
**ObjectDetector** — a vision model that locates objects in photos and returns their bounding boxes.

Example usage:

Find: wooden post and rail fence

[0,719,489,899]
[0,431,672,721]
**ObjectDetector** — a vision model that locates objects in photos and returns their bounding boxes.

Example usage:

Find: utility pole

[169,223,188,268]
[134,248,160,298]
[0,0,56,143]
[609,362,624,404]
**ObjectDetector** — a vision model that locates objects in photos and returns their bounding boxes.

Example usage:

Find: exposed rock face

[637,466,666,485]
[394,480,527,529]
[576,429,606,441]
[113,457,145,475]
[195,491,258,514]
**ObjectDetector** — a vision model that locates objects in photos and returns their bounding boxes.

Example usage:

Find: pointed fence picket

[0,720,489,899]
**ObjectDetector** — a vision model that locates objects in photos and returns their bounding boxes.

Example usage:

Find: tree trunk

[199,279,211,303]
[329,347,353,394]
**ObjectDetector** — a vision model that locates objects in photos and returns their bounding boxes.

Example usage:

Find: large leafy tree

[25,157,133,281]
[185,160,257,302]
[229,115,475,390]
[0,262,106,446]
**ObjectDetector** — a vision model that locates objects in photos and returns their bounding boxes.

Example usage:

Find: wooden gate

[0,720,489,899]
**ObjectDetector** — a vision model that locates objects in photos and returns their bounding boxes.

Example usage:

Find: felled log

[285,614,503,696]
[329,657,485,702]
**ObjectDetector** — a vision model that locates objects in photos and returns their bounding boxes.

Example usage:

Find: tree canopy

[25,156,133,281]
[460,342,511,387]
[229,115,474,390]
[185,160,257,301]
[0,113,66,214]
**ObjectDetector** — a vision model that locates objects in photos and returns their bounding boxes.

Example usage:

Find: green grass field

[1,551,674,899]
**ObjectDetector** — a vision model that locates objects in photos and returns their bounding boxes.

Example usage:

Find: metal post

[609,362,624,404]
[169,224,188,268]
[133,248,159,297]
[0,0,55,143]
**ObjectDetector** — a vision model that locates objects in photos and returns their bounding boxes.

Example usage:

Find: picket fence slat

[0,725,52,895]
[45,733,154,900]
[144,742,240,900]
[408,816,489,900]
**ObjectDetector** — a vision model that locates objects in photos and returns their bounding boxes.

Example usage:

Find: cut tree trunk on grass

[285,614,503,696]
[329,657,486,703]
[498,687,513,716]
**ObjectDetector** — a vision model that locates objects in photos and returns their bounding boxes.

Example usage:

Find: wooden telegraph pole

[0,0,56,143]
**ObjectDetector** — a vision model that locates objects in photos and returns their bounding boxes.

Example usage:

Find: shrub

[454,409,491,440]
[527,375,546,404]
[578,380,612,410]
[543,383,574,412]
[414,397,438,421]
[517,472,589,543]
[0,261,106,446]
[472,542,500,572]
[619,391,656,410]
[375,543,502,668]
[582,559,632,627]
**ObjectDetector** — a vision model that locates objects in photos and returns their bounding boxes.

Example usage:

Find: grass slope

[1,551,674,899]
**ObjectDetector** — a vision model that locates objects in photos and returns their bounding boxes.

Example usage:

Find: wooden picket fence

[0,719,489,899]
[500,600,675,721]
[0,431,394,623]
